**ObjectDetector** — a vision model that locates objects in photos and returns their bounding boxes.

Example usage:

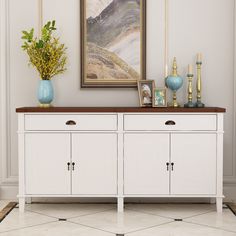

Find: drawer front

[124,114,217,131]
[25,114,117,131]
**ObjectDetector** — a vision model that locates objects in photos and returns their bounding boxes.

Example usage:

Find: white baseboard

[1,184,236,203]
[0,185,18,200]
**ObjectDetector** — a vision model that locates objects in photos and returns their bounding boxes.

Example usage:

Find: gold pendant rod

[38,0,43,37]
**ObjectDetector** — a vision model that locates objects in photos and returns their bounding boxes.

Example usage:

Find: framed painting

[80,0,146,88]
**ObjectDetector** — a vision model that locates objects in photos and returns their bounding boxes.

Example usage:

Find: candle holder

[195,60,205,108]
[184,73,195,108]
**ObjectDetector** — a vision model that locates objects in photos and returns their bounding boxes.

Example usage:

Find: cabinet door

[25,133,70,195]
[124,134,170,195]
[72,134,117,195]
[171,134,217,195]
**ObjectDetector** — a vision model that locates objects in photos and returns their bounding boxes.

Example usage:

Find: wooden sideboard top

[16,107,226,113]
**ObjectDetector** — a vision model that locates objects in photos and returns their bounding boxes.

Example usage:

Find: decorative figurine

[195,53,205,108]
[166,57,183,107]
[184,64,195,108]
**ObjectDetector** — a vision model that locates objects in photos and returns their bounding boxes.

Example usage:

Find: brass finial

[172,57,178,76]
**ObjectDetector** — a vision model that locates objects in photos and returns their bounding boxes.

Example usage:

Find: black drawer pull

[72,162,75,171]
[165,120,176,126]
[66,120,76,126]
[67,162,70,171]
[166,162,170,171]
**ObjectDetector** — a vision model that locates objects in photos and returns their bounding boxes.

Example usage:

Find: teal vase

[38,80,54,108]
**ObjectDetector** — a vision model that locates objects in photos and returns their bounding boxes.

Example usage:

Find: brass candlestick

[196,58,205,108]
[184,73,195,108]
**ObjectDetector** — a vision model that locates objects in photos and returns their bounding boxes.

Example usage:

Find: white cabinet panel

[25,133,71,195]
[124,134,170,195]
[171,134,217,195]
[72,133,117,195]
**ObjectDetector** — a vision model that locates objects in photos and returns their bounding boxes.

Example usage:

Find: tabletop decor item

[165,57,183,107]
[184,64,195,108]
[153,88,167,107]
[80,0,146,88]
[21,20,67,107]
[138,80,155,107]
[195,53,205,108]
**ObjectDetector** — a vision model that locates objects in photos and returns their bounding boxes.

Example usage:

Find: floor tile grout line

[184,220,236,234]
[123,220,176,235]
[67,220,116,235]
[181,210,216,220]
[126,207,217,221]
[0,220,58,234]
[67,207,116,220]
[26,207,116,220]
[125,207,176,220]
[25,209,59,220]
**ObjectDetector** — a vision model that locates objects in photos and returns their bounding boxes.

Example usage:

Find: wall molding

[232,0,236,179]
[0,0,9,186]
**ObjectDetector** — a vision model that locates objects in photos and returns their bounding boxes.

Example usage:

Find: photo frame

[138,80,155,107]
[152,88,167,107]
[80,0,146,88]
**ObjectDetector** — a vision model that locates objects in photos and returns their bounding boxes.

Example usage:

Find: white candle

[188,64,193,74]
[165,64,169,78]
[197,53,202,62]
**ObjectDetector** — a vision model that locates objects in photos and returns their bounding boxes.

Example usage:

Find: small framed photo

[153,88,167,107]
[138,80,155,107]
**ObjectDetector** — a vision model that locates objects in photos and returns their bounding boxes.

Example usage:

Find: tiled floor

[0,201,235,235]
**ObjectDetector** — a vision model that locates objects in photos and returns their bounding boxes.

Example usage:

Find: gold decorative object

[184,65,195,108]
[165,58,183,108]
[196,53,205,108]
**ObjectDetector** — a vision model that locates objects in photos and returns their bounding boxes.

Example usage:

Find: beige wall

[0,0,236,201]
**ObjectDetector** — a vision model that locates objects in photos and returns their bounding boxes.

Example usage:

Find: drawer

[124,114,217,131]
[25,114,117,131]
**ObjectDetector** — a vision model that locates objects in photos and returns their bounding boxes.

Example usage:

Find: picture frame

[152,88,167,107]
[80,0,146,88]
[138,80,155,107]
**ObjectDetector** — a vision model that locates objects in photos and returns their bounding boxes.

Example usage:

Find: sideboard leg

[216,197,223,213]
[118,198,124,212]
[19,197,25,213]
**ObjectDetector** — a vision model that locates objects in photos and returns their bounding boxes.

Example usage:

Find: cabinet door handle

[166,162,170,171]
[67,162,71,171]
[66,120,76,126]
[72,162,75,171]
[165,120,176,126]
[171,162,174,171]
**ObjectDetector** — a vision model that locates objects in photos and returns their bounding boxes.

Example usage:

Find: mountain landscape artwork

[81,0,146,87]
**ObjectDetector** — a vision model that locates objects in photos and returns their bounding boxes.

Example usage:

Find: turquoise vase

[37,80,54,108]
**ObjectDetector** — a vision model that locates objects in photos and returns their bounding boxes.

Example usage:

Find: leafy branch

[21,20,67,80]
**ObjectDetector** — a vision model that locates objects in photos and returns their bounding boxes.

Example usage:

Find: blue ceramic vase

[37,80,54,107]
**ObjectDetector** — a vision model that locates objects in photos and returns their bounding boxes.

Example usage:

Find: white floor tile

[126,203,215,219]
[0,209,56,233]
[186,209,236,233]
[0,221,114,236]
[127,221,236,236]
[26,203,115,219]
[70,209,173,234]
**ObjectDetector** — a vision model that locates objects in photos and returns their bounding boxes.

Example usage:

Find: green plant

[21,20,67,80]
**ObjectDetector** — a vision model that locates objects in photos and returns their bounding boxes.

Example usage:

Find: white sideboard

[16,107,226,213]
